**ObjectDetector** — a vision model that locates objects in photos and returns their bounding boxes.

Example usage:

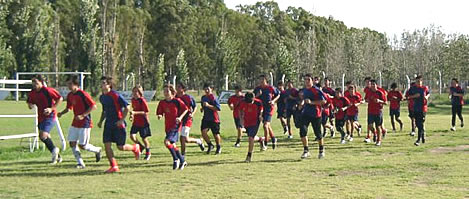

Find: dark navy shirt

[100,90,129,128]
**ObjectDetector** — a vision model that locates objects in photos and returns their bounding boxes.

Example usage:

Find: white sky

[225,0,469,37]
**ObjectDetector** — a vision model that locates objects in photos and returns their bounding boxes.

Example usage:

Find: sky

[224,0,469,37]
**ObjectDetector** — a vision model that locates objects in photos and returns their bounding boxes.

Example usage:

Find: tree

[175,49,189,84]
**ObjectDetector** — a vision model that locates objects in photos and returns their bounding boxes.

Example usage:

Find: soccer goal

[0,106,40,152]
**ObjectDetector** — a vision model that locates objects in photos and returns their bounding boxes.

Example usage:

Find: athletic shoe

[144,153,151,161]
[461,122,464,128]
[206,144,214,154]
[198,142,205,151]
[95,147,102,162]
[179,161,187,170]
[245,156,252,163]
[375,141,381,146]
[410,131,416,136]
[272,138,277,150]
[358,127,362,136]
[450,126,456,131]
[330,127,335,138]
[318,151,325,159]
[57,154,63,163]
[340,140,346,144]
[364,138,371,143]
[414,141,420,146]
[382,132,386,139]
[260,140,266,151]
[133,144,141,160]
[76,164,86,169]
[301,151,311,159]
[51,147,60,164]
[105,166,120,173]
[287,135,293,139]
[173,159,180,170]
[234,142,240,148]
[372,135,377,142]
[215,147,222,155]
[348,137,354,142]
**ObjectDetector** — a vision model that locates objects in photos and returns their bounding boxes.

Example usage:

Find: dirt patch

[429,145,469,154]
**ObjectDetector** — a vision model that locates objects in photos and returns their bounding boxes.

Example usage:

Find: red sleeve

[27,92,33,104]
[381,90,387,102]
[357,92,362,101]
[84,91,96,107]
[228,96,233,105]
[177,99,188,116]
[66,93,73,110]
[142,99,149,112]
[156,101,164,115]
[48,88,62,100]
[398,91,403,100]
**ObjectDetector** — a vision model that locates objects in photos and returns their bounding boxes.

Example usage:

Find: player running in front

[407,75,430,146]
[366,80,387,146]
[200,84,222,155]
[228,85,245,147]
[239,92,266,163]
[254,75,280,150]
[156,84,189,170]
[276,81,293,138]
[322,77,336,137]
[27,75,63,164]
[449,78,464,131]
[97,76,140,173]
[332,88,351,144]
[58,75,101,168]
[298,74,327,159]
[405,82,417,136]
[176,83,205,157]
[129,85,152,160]
[345,84,363,142]
[387,83,404,132]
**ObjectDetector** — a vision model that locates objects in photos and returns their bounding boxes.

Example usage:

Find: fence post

[225,75,229,90]
[15,73,19,102]
[438,70,442,95]
[269,72,273,86]
[342,73,345,94]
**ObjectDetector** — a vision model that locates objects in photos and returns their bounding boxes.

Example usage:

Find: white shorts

[180,126,191,137]
[67,127,91,145]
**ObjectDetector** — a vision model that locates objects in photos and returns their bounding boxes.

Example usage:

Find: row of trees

[1,0,468,95]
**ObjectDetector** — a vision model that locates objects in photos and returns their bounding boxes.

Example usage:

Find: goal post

[0,107,40,152]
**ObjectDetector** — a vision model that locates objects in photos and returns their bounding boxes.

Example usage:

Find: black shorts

[277,108,286,119]
[321,114,329,125]
[390,109,400,117]
[367,113,383,126]
[103,125,126,146]
[286,109,295,119]
[408,110,415,118]
[201,120,220,134]
[233,118,243,129]
[414,112,426,123]
[299,115,322,139]
[245,124,260,138]
[335,119,345,129]
[130,125,152,139]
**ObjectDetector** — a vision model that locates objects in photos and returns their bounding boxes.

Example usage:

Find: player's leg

[103,142,119,173]
[130,126,145,151]
[234,118,242,147]
[77,128,102,162]
[115,128,140,160]
[181,126,204,151]
[140,126,152,160]
[457,105,464,127]
[414,112,425,146]
[245,125,260,162]
[365,115,375,143]
[299,118,310,159]
[375,115,383,146]
[212,122,222,155]
[39,118,61,164]
[312,117,325,159]
[451,105,457,130]
[336,120,346,144]
[201,127,213,154]
[286,111,293,138]
[390,111,396,132]
[395,110,403,131]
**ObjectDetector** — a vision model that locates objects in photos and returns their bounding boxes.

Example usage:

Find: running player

[129,85,152,160]
[228,85,245,147]
[449,78,464,131]
[407,76,430,146]
[176,83,205,156]
[332,88,351,144]
[285,81,298,138]
[58,75,101,168]
[97,76,140,173]
[156,84,189,170]
[387,83,404,132]
[239,92,266,162]
[298,74,327,159]
[405,82,417,136]
[345,85,362,142]
[276,81,291,137]
[200,84,222,154]
[254,75,280,150]
[322,77,336,131]
[318,82,335,138]
[27,75,63,164]
[367,80,387,146]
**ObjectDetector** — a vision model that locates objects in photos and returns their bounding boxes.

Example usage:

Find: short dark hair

[324,77,330,81]
[234,85,242,91]
[244,92,254,103]
[452,78,459,83]
[335,87,342,92]
[304,73,313,79]
[31,75,45,82]
[203,83,213,89]
[410,82,416,86]
[390,82,397,89]
[277,81,284,86]
[66,75,80,86]
[164,84,176,95]
[364,77,371,81]
[286,80,293,85]
[415,75,423,80]
[101,76,114,89]
[177,82,186,90]
[370,79,377,84]
[345,81,352,85]
[259,75,267,80]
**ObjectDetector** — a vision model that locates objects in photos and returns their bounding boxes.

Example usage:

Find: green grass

[0,100,468,198]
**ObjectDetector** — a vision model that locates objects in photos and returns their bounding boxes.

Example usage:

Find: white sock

[196,139,202,145]
[83,144,101,153]
[72,147,84,166]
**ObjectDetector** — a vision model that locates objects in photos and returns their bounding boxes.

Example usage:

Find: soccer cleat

[76,164,86,169]
[410,131,416,136]
[57,154,63,164]
[287,135,293,139]
[133,144,141,160]
[206,144,214,154]
[364,138,371,143]
[144,153,151,161]
[234,142,240,148]
[348,137,354,142]
[179,161,187,170]
[95,147,102,162]
[272,138,277,150]
[301,151,311,159]
[51,147,60,165]
[259,140,266,151]
[357,127,362,136]
[105,166,120,173]
[461,122,464,128]
[245,156,252,163]
[198,142,205,151]
[215,147,222,155]
[173,159,180,170]
[340,140,346,144]
[450,127,456,131]
[318,151,325,159]
[414,141,420,146]
[375,141,381,146]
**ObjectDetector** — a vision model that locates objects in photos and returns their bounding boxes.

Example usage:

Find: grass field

[0,100,468,199]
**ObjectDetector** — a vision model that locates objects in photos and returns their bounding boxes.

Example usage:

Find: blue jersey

[450,86,465,106]
[277,90,288,111]
[301,86,325,118]
[201,94,221,122]
[100,90,129,128]
[408,86,429,112]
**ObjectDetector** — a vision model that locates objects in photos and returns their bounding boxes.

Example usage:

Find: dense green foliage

[1,0,468,94]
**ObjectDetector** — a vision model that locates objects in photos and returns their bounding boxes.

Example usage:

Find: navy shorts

[103,125,127,146]
[408,110,415,118]
[130,125,152,139]
[346,114,359,122]
[245,124,260,138]
[38,117,55,132]
[165,130,179,143]
[262,112,272,123]
[201,120,220,134]
[367,113,383,126]
[233,118,243,129]
[277,108,286,119]
[286,109,295,119]
[390,109,400,117]
[321,113,329,125]
[299,115,322,139]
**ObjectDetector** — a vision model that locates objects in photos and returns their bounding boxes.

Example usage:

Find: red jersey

[345,91,362,116]
[367,89,387,115]
[156,98,188,133]
[131,97,149,127]
[405,89,414,111]
[387,90,403,110]
[333,97,350,120]
[66,89,95,128]
[239,99,263,127]
[27,87,62,122]
[177,94,196,127]
[322,94,334,116]
[228,95,244,119]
